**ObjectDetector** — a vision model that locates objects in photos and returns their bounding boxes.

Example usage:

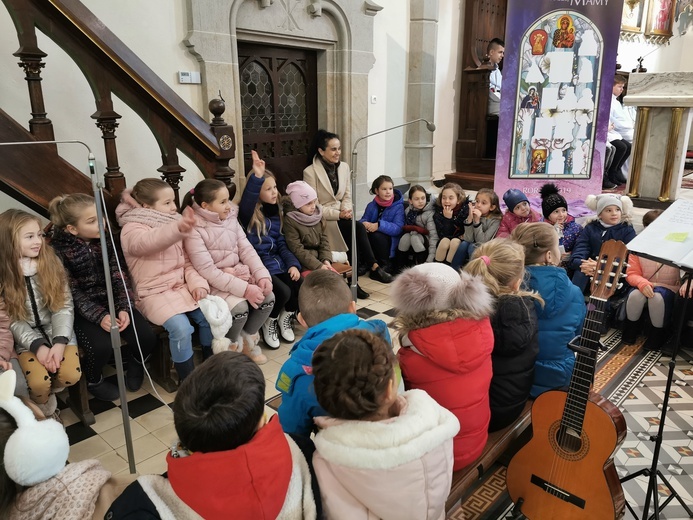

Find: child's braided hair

[312,329,394,420]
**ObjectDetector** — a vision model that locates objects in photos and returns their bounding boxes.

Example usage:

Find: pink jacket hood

[313,390,459,520]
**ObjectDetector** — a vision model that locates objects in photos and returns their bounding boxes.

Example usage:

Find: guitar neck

[560,296,607,435]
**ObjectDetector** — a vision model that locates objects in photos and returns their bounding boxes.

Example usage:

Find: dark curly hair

[312,329,395,420]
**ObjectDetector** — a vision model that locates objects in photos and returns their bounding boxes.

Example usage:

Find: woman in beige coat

[304,130,393,296]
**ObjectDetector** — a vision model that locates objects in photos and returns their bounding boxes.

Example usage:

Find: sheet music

[626,199,693,269]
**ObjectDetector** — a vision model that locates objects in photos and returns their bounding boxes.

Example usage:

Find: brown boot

[241,331,268,365]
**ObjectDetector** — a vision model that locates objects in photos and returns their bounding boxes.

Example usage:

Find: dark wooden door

[238,43,318,192]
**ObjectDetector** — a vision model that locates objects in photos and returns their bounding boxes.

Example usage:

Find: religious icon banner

[494,0,625,211]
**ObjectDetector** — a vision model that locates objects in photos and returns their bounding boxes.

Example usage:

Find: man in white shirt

[606,75,634,188]
[487,38,505,116]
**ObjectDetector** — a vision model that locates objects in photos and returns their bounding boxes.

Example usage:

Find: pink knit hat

[286,181,317,209]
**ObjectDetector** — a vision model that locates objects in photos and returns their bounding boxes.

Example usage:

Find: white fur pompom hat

[198,295,239,354]
[585,193,633,217]
[0,370,69,486]
[391,263,493,318]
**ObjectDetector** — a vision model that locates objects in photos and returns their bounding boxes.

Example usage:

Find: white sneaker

[278,309,296,342]
[261,317,280,349]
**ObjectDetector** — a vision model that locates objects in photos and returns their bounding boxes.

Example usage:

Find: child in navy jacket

[239,151,302,349]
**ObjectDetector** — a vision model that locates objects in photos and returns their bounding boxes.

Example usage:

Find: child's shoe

[278,309,296,342]
[126,358,145,392]
[88,377,120,401]
[260,317,280,349]
[174,357,195,383]
[241,331,268,365]
[621,318,641,345]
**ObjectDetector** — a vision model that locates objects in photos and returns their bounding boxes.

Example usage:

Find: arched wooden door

[238,43,318,192]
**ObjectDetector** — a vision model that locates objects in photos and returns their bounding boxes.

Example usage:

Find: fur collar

[313,389,459,470]
[20,258,38,277]
[393,307,492,336]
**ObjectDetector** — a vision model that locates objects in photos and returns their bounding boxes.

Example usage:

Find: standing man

[487,38,505,116]
[606,75,634,188]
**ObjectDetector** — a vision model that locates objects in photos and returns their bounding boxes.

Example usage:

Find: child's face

[376,182,394,201]
[600,205,622,225]
[299,199,317,216]
[148,187,178,216]
[474,194,496,216]
[440,189,459,209]
[409,190,427,210]
[259,177,278,205]
[513,201,531,218]
[549,207,567,225]
[18,220,43,259]
[202,187,232,220]
[67,204,100,240]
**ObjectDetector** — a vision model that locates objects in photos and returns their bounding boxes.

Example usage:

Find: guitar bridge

[530,474,586,509]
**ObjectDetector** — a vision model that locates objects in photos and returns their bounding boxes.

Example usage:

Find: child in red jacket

[391,263,494,471]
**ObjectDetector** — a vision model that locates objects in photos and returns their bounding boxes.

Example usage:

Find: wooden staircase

[0,0,237,210]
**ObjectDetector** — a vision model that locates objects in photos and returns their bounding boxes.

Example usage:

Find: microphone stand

[0,140,136,473]
[349,118,436,301]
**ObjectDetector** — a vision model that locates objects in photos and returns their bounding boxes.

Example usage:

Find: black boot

[643,326,667,351]
[174,357,196,384]
[88,378,120,401]
[126,358,146,392]
[202,345,214,361]
[621,319,641,345]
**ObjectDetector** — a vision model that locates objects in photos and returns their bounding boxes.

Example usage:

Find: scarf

[117,207,181,228]
[375,195,394,208]
[286,205,323,227]
[405,207,422,226]
[319,157,339,195]
[262,202,280,219]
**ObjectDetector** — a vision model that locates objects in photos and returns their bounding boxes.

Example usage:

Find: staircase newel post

[91,108,125,201]
[14,47,55,142]
[208,97,237,200]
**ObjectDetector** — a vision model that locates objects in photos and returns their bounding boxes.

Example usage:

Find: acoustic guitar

[506,240,629,520]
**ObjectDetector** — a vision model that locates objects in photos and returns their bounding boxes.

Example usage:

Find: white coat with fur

[312,389,459,520]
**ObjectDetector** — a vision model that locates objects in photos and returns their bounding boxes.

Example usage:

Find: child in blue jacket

[239,151,302,349]
[359,175,405,277]
[275,270,391,437]
[569,193,636,293]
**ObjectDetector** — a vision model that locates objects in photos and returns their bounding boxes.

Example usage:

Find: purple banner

[494,0,625,216]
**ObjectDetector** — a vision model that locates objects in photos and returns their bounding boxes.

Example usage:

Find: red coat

[398,316,494,471]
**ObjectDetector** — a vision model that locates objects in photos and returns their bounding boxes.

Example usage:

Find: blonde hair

[244,169,282,241]
[436,183,466,207]
[0,210,67,321]
[48,193,95,229]
[511,222,558,266]
[131,178,171,207]
[465,238,543,304]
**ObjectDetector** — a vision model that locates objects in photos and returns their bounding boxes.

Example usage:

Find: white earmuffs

[0,370,69,486]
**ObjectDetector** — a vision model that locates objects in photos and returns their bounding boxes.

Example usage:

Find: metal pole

[349,119,436,301]
[0,140,136,473]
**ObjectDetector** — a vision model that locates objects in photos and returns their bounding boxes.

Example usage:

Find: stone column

[405,0,438,185]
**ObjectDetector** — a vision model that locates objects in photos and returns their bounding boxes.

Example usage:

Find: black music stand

[619,271,693,520]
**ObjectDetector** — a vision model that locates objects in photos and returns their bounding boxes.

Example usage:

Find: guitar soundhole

[548,422,590,461]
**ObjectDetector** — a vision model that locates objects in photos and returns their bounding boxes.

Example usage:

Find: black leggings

[74,309,156,384]
[367,231,392,267]
[337,218,377,267]
[608,139,631,176]
[270,273,302,318]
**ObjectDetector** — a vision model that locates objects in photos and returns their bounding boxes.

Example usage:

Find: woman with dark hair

[303,130,393,298]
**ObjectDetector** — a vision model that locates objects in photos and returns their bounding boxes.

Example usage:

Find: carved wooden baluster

[208,98,237,200]
[15,47,55,142]
[158,143,186,207]
[91,99,125,200]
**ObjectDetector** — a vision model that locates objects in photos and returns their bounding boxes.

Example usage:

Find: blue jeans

[450,241,477,271]
[162,308,212,363]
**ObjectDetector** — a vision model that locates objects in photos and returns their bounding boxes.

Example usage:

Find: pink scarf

[375,195,394,208]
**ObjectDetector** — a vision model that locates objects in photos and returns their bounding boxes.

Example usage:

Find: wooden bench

[445,401,533,514]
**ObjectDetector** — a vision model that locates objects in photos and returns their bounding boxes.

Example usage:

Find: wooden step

[445,172,495,192]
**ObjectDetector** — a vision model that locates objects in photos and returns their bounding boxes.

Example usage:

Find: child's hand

[680,282,693,298]
[443,205,453,219]
[36,345,52,370]
[178,207,196,233]
[244,284,265,309]
[472,207,482,223]
[288,266,301,281]
[363,222,378,232]
[257,277,273,296]
[640,285,655,298]
[320,263,331,270]
[116,311,130,332]
[191,287,208,301]
[251,150,265,178]
[49,343,66,371]
[100,314,114,332]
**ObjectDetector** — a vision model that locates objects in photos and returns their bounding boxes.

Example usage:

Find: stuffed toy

[197,295,239,354]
